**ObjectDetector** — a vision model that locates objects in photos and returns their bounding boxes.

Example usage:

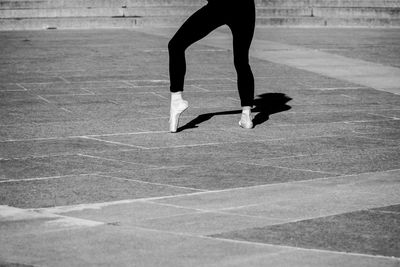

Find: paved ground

[0,26,399,266]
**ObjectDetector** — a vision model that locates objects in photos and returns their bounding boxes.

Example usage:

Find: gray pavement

[0,27,399,266]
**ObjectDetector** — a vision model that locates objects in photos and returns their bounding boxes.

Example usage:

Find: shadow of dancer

[179,93,292,132]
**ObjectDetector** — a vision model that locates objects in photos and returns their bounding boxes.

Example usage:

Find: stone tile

[269,111,387,125]
[30,87,90,96]
[0,83,25,91]
[212,209,400,258]
[108,161,334,190]
[128,78,235,87]
[370,109,400,119]
[0,206,103,235]
[252,147,400,175]
[222,124,366,144]
[94,129,248,149]
[252,28,400,69]
[0,137,136,158]
[0,224,283,267]
[253,76,360,91]
[20,81,130,91]
[237,134,399,155]
[224,184,400,222]
[285,102,394,114]
[373,204,400,213]
[0,91,33,100]
[134,211,284,235]
[351,120,400,130]
[0,102,76,125]
[63,73,167,83]
[0,174,195,208]
[295,170,400,205]
[0,119,145,141]
[0,154,151,180]
[355,131,400,141]
[0,96,47,107]
[153,183,331,211]
[0,73,62,84]
[91,140,300,168]
[226,249,400,267]
[86,86,173,94]
[0,261,33,267]
[341,89,400,105]
[36,95,164,120]
[153,169,400,211]
[58,201,199,225]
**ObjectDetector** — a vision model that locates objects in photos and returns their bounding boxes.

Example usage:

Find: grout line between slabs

[96,173,206,193]
[367,112,399,120]
[340,94,359,99]
[81,88,96,95]
[237,161,341,176]
[107,223,400,261]
[36,95,52,104]
[0,114,396,129]
[143,200,287,221]
[0,173,105,184]
[15,83,28,91]
[80,136,150,149]
[191,85,210,92]
[36,169,400,214]
[150,92,168,99]
[77,153,158,168]
[58,76,70,83]
[354,134,399,142]
[206,236,400,261]
[1,133,398,161]
[308,86,369,90]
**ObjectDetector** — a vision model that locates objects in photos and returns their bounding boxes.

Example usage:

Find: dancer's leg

[228,0,255,128]
[168,4,225,93]
[168,4,224,132]
[229,5,255,108]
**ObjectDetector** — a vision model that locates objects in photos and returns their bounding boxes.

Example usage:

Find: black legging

[168,0,256,107]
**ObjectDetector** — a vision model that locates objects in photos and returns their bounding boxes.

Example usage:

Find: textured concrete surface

[0,27,399,266]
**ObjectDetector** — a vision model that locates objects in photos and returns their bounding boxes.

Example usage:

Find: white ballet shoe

[169,99,188,133]
[239,113,253,129]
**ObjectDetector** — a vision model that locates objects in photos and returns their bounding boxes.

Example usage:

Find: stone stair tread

[1,0,400,29]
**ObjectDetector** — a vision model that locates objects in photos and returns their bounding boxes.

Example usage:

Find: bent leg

[168,5,224,92]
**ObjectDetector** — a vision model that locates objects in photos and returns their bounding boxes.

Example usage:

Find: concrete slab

[133,211,285,235]
[152,169,400,211]
[213,208,400,258]
[223,170,400,222]
[0,137,136,158]
[0,120,148,141]
[374,204,400,213]
[54,201,200,224]
[0,174,197,208]
[106,162,335,190]
[221,248,400,267]
[92,129,249,149]
[0,225,286,267]
[251,147,400,175]
[0,205,103,235]
[0,154,154,180]
[252,28,400,68]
